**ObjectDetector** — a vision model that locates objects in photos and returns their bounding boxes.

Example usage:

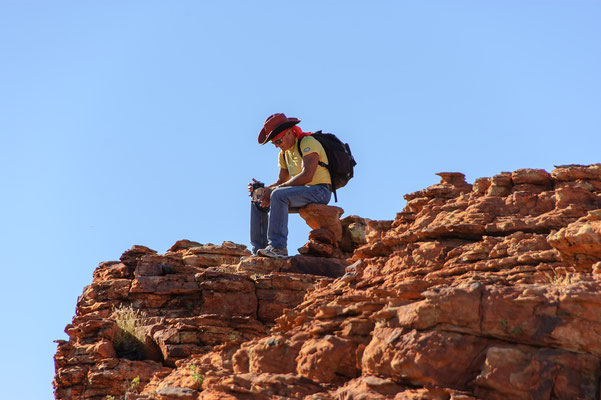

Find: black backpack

[294,131,357,202]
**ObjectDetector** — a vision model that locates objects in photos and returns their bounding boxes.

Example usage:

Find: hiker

[249,113,332,258]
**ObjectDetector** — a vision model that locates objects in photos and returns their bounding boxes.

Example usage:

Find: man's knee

[270,187,287,203]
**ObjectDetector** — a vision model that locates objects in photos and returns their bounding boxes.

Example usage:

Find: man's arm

[268,168,291,188]
[259,155,318,207]
[278,152,319,187]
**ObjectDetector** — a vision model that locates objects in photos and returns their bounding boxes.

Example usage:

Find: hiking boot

[258,245,288,259]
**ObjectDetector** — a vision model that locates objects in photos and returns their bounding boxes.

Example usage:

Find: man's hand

[260,187,272,208]
[248,178,260,196]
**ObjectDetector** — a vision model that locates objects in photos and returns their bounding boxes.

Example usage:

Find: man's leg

[267,185,331,250]
[250,202,269,254]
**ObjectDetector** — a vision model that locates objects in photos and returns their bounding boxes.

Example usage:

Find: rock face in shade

[54,164,601,400]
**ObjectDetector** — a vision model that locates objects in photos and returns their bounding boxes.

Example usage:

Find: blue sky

[1,1,600,398]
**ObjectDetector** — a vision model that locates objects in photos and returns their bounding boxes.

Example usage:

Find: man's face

[271,129,295,150]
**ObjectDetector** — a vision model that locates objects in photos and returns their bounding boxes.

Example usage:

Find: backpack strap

[298,136,338,202]
[297,136,328,169]
[284,136,338,202]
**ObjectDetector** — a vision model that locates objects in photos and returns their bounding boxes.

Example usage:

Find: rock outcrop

[54,164,601,400]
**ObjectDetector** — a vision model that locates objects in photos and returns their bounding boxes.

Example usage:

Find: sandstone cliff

[54,164,601,400]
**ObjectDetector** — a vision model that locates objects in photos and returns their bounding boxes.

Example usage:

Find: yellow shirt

[277,136,331,186]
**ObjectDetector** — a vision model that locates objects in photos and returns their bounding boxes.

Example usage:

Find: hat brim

[258,119,300,145]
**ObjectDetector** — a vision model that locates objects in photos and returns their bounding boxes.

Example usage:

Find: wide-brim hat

[258,113,301,145]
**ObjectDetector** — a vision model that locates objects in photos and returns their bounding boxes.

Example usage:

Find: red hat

[258,113,301,145]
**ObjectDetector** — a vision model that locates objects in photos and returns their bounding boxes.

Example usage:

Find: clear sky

[1,1,600,398]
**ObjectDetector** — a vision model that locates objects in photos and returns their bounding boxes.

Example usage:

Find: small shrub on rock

[112,305,147,360]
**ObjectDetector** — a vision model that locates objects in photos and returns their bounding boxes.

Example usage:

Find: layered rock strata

[54,241,347,399]
[55,164,601,400]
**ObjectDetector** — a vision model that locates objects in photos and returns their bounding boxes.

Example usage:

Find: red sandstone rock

[551,163,601,181]
[181,241,250,269]
[168,239,203,252]
[55,165,601,400]
[512,168,553,186]
[298,239,335,257]
[236,254,347,278]
[340,215,370,254]
[548,210,601,269]
[54,242,336,399]
[487,172,513,196]
[297,335,359,383]
[308,228,335,245]
[405,172,472,201]
[299,203,344,244]
[473,345,600,400]
[120,245,158,267]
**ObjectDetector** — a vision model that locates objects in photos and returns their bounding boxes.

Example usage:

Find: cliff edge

[54,164,601,400]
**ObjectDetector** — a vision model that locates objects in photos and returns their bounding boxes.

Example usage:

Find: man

[249,113,332,258]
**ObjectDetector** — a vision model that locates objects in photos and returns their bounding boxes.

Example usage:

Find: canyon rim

[54,164,601,400]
